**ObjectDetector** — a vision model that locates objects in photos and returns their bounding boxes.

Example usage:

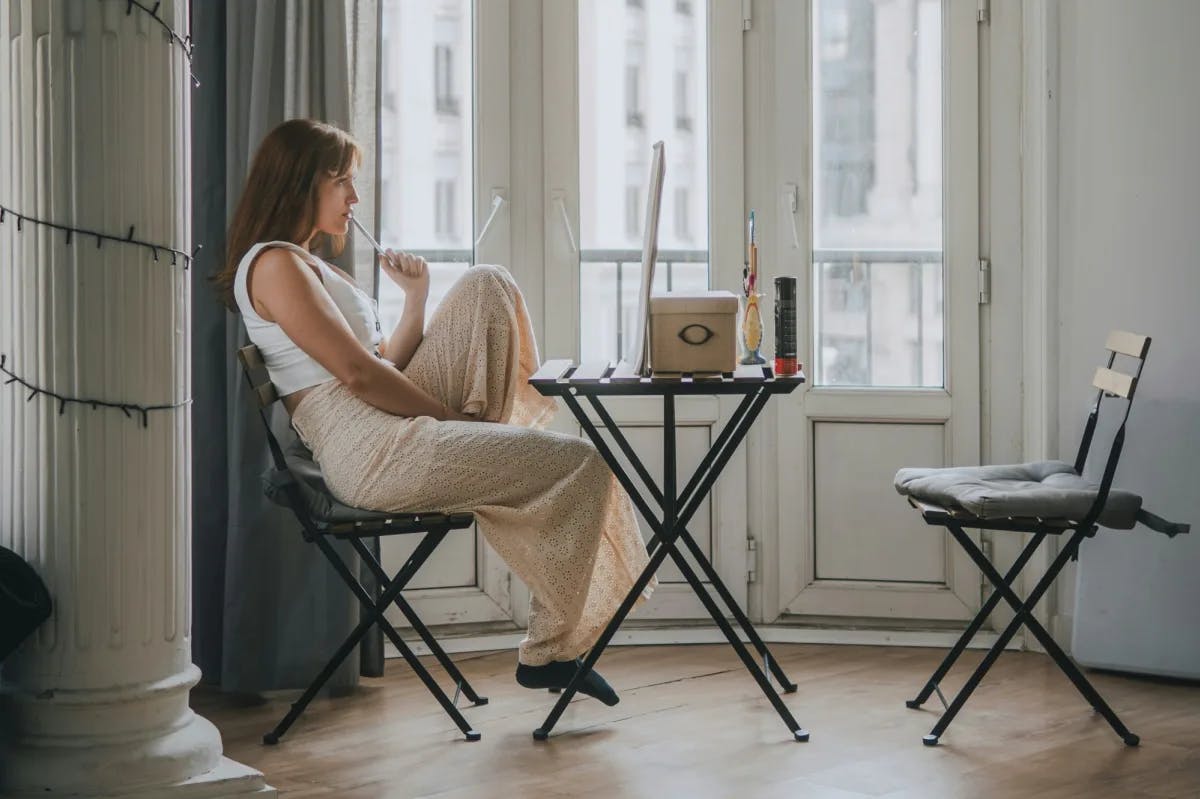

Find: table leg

[590,386,796,691]
[532,528,678,740]
[534,391,805,740]
[575,390,796,691]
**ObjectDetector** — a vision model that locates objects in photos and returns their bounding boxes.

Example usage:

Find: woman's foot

[515,659,619,706]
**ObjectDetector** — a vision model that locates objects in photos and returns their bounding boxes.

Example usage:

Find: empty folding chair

[893,330,1190,747]
[236,343,488,743]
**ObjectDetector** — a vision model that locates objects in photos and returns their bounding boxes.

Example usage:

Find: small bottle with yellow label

[739,291,766,366]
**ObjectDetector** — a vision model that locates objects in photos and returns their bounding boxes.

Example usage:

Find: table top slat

[572,361,614,383]
[531,360,804,395]
[608,361,643,383]
[530,359,574,384]
[734,364,771,382]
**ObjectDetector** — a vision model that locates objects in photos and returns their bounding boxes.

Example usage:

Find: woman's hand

[380,248,430,302]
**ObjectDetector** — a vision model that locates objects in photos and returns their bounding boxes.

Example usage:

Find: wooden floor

[194,644,1200,798]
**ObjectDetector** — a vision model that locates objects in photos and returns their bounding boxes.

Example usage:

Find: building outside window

[675,71,691,131]
[435,179,456,239]
[435,44,459,116]
[625,64,643,128]
[625,185,641,241]
[674,186,690,241]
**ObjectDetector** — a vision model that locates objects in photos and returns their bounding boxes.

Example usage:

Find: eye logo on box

[678,324,715,346]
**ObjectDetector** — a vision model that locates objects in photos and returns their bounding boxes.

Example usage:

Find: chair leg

[945,525,1140,746]
[263,601,381,745]
[324,532,482,742]
[349,535,488,706]
[923,530,1136,747]
[907,531,1047,709]
[266,532,481,744]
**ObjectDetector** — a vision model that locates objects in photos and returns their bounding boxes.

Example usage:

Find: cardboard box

[649,290,738,373]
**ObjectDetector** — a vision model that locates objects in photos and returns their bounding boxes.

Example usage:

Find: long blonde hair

[213,118,362,310]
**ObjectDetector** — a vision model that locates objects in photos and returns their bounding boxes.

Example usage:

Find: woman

[213,118,654,704]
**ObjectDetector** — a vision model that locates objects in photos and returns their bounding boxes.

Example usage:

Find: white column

[0,1,271,795]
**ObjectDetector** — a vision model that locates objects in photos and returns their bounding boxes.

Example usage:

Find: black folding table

[527,359,808,741]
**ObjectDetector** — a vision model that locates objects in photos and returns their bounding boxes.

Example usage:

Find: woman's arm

[251,249,471,421]
[382,292,425,369]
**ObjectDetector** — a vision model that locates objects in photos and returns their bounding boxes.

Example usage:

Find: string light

[0,205,200,269]
[119,0,200,87]
[0,2,200,428]
[0,354,189,429]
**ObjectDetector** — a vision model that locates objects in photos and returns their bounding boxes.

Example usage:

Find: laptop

[624,140,666,375]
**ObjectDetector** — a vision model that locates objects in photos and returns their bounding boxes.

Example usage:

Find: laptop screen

[625,140,666,373]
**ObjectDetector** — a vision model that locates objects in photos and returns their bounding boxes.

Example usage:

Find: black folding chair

[236,344,488,743]
[894,330,1190,747]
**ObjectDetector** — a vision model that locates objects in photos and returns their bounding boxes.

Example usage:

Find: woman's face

[312,168,360,239]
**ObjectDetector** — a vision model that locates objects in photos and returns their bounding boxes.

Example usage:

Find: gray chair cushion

[261,440,395,526]
[894,460,1142,529]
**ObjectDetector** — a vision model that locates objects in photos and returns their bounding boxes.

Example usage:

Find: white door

[772,0,983,622]
[372,0,518,629]
[541,0,752,620]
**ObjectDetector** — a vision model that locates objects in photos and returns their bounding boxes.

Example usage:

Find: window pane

[579,0,709,363]
[812,0,943,387]
[377,0,476,589]
[378,0,474,337]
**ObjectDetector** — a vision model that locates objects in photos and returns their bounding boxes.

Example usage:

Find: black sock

[515,659,620,706]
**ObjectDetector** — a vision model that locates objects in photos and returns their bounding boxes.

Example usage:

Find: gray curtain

[192,0,382,693]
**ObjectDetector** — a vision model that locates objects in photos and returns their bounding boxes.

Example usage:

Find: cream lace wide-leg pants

[292,264,655,665]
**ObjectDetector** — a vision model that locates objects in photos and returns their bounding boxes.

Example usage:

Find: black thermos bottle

[774,276,797,376]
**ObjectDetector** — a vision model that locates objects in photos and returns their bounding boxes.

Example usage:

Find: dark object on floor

[0,545,52,663]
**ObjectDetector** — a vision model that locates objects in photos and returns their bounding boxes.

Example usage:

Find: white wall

[1053,0,1200,674]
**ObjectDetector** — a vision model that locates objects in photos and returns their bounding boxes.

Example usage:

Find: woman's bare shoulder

[251,245,324,282]
[245,246,326,319]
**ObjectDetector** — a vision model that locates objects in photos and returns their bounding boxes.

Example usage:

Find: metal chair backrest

[235,342,325,540]
[236,343,291,475]
[1074,330,1151,528]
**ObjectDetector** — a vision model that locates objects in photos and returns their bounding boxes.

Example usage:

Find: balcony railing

[812,248,943,387]
[581,248,708,361]
[375,248,710,363]
[376,247,940,382]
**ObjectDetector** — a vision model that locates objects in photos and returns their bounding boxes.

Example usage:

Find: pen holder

[739,292,767,366]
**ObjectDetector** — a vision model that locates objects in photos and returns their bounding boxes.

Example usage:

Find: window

[435,179,456,238]
[812,0,944,387]
[578,0,709,362]
[625,64,643,128]
[378,0,474,335]
[382,48,397,111]
[674,70,691,131]
[435,44,459,116]
[674,186,690,241]
[625,186,640,241]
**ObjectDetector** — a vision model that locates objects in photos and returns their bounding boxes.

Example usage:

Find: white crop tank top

[234,241,384,396]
